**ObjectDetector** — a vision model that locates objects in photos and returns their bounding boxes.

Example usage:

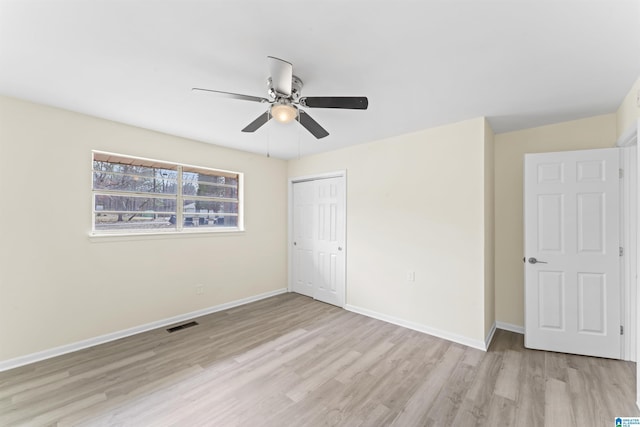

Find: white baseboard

[0,288,288,372]
[485,321,497,350]
[344,304,489,351]
[496,321,525,334]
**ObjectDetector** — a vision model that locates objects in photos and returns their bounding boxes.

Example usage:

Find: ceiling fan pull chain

[297,125,301,160]
[266,114,271,158]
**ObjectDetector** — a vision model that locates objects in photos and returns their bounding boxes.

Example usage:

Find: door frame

[288,170,347,306]
[617,122,638,362]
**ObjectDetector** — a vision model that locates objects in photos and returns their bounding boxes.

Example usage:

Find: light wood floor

[0,293,638,426]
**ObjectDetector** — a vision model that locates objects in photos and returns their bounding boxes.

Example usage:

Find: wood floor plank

[567,366,603,426]
[389,345,465,426]
[286,350,361,402]
[450,350,504,425]
[513,344,546,426]
[544,377,576,427]
[334,339,395,384]
[0,293,637,427]
[23,393,108,427]
[485,394,517,426]
[493,349,522,401]
[422,349,480,425]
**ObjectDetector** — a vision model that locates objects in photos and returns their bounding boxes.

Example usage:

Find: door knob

[528,257,547,264]
[338,247,343,251]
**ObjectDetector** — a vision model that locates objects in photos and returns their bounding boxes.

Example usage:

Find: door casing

[617,124,638,363]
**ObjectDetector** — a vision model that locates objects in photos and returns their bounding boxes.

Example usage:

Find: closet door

[291,177,345,307]
[292,180,315,298]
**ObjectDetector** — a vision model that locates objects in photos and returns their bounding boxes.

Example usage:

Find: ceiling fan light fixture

[270,102,297,124]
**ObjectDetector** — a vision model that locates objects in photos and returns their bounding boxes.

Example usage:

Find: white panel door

[313,177,345,306]
[524,148,621,359]
[292,180,315,298]
[291,176,345,307]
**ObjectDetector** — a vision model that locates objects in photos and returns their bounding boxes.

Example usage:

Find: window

[92,152,242,234]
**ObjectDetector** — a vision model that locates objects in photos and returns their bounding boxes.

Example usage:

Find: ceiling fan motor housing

[267,75,303,101]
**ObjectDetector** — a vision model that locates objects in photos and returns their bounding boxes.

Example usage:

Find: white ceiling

[1,1,639,159]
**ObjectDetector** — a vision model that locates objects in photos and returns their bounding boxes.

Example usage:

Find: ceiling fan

[192,56,368,139]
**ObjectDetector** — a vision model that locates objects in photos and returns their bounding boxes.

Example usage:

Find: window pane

[94,212,177,232]
[93,165,178,194]
[183,199,239,227]
[183,200,237,214]
[182,171,238,199]
[190,181,238,199]
[180,213,239,228]
[185,215,239,228]
[95,195,177,214]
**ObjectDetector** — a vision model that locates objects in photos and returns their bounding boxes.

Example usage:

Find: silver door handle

[528,257,547,264]
[338,247,343,251]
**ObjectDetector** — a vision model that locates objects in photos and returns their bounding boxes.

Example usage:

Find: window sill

[88,227,245,242]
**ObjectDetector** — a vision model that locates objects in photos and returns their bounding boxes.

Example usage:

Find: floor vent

[166,321,199,333]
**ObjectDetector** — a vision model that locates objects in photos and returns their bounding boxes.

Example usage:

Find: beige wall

[617,76,640,138]
[3,83,631,365]
[494,114,617,327]
[484,119,495,337]
[289,118,493,344]
[0,96,288,362]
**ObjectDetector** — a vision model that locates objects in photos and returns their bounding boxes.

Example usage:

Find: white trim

[289,170,347,183]
[288,170,347,306]
[617,123,638,148]
[617,117,640,408]
[88,228,245,242]
[0,288,287,373]
[634,119,640,410]
[496,321,525,335]
[344,304,489,351]
[485,321,497,350]
[288,181,293,294]
[621,145,638,362]
[92,150,241,176]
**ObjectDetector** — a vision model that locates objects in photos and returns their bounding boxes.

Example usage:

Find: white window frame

[91,151,244,236]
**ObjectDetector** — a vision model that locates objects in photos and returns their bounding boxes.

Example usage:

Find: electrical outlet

[407,271,415,282]
[195,284,204,295]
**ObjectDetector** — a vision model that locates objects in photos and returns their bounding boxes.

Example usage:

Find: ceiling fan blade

[267,56,293,97]
[299,96,368,110]
[298,110,329,139]
[241,111,271,133]
[192,88,269,103]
